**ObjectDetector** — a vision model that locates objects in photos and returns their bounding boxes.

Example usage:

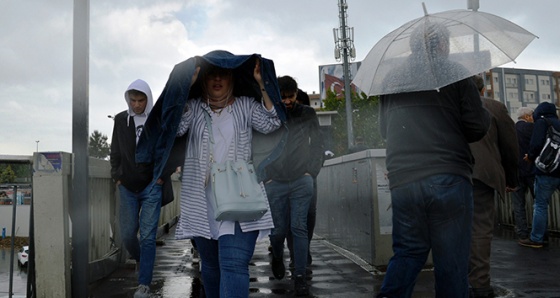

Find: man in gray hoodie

[110,79,159,298]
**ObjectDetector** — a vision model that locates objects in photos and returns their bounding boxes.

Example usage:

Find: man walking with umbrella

[376,23,490,297]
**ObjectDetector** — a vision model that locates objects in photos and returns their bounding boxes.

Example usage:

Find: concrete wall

[31,152,181,297]
[316,149,560,268]
[0,205,30,237]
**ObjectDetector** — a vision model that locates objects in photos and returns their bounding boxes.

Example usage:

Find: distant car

[17,246,29,266]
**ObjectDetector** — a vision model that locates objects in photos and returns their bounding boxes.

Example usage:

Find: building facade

[485,67,560,119]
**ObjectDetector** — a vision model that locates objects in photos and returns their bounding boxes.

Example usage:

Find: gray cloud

[1,0,557,155]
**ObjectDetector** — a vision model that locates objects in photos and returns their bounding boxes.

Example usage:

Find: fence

[32,152,180,297]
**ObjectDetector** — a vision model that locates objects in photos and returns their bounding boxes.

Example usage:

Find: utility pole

[72,0,90,297]
[333,0,356,150]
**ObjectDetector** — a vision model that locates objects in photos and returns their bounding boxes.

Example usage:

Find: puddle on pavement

[0,248,28,297]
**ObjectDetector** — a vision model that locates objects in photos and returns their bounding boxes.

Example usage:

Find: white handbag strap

[203,112,216,163]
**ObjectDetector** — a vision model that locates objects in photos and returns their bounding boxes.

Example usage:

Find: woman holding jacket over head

[175,51,282,298]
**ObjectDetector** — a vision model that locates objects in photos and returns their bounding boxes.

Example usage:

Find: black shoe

[518,238,543,248]
[271,257,285,280]
[294,275,309,296]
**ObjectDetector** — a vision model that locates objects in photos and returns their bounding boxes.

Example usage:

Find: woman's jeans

[118,183,162,286]
[531,175,560,242]
[194,222,258,298]
[265,175,313,277]
[378,174,473,298]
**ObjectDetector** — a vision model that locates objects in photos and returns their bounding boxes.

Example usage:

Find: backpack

[535,118,560,173]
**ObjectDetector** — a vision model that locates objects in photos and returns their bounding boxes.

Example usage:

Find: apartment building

[483,67,560,119]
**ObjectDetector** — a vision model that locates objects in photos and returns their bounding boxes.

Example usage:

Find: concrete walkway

[90,226,560,297]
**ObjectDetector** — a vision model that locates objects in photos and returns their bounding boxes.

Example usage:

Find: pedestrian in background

[521,101,560,248]
[468,75,519,298]
[286,89,322,270]
[110,79,164,298]
[265,76,324,296]
[512,107,535,241]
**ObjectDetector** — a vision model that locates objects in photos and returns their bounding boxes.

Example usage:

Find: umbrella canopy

[352,7,537,96]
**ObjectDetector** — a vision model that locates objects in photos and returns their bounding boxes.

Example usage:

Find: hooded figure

[520,101,560,249]
[125,79,153,142]
[111,79,154,192]
[528,101,560,177]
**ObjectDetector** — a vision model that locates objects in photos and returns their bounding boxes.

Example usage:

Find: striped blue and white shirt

[175,96,281,240]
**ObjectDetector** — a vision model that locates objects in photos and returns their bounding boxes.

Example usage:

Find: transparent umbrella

[352,5,537,96]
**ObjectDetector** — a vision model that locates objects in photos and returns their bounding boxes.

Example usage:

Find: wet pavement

[90,225,560,297]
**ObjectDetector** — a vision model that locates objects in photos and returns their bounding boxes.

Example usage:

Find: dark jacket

[379,77,491,188]
[110,111,153,192]
[266,103,324,182]
[515,119,535,178]
[469,97,519,199]
[110,110,186,206]
[528,102,560,177]
[136,50,287,184]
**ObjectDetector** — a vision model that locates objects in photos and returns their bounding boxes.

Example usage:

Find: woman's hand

[191,66,200,87]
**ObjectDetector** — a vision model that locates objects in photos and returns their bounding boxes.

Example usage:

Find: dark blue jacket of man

[136,50,287,185]
[528,101,560,177]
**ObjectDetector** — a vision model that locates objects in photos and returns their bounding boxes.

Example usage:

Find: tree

[322,89,385,156]
[89,130,111,159]
[0,165,16,183]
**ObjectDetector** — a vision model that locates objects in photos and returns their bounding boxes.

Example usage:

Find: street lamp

[35,140,39,153]
[107,115,115,120]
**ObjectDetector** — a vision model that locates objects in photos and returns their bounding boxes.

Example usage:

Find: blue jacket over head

[135,50,287,183]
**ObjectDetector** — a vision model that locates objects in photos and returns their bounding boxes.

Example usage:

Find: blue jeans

[378,174,473,298]
[118,183,162,286]
[531,175,560,242]
[287,177,317,264]
[511,175,534,239]
[194,222,258,298]
[265,175,313,277]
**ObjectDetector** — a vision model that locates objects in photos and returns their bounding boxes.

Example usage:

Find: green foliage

[89,130,111,159]
[0,164,31,183]
[0,165,16,183]
[322,89,385,156]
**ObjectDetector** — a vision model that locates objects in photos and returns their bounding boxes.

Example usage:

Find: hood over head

[125,79,153,116]
[533,101,558,120]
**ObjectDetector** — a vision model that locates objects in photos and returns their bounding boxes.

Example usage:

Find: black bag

[535,118,560,173]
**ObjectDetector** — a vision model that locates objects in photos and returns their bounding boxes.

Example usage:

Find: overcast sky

[1,0,557,155]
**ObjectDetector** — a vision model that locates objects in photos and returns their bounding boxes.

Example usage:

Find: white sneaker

[133,284,150,298]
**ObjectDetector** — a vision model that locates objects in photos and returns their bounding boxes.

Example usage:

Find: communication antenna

[332,0,356,148]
